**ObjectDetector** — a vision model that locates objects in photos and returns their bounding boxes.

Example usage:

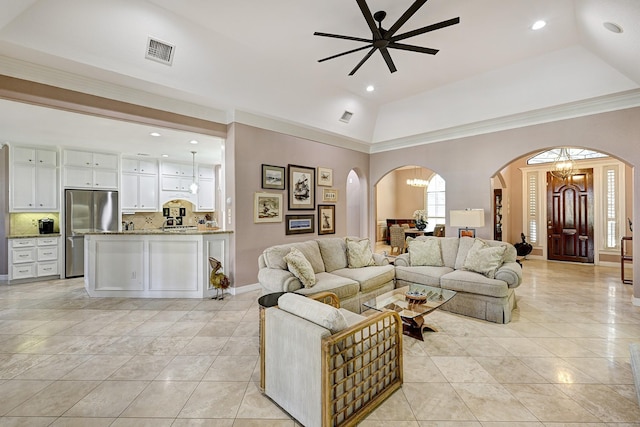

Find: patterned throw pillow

[345,237,375,268]
[463,239,506,279]
[284,247,316,288]
[409,238,444,267]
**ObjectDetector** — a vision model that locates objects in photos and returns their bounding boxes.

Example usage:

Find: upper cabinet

[10,146,59,212]
[121,157,159,212]
[63,149,118,189]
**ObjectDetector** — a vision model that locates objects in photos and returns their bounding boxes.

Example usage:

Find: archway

[346,168,368,237]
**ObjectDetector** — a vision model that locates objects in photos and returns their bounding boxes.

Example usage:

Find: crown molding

[370,89,640,153]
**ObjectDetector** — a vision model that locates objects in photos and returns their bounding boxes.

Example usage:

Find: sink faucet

[162,218,172,231]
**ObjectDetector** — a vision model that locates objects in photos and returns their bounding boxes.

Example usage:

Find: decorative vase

[415,221,427,231]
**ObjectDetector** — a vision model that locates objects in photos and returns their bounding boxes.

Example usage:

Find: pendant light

[189,151,199,194]
[550,147,575,180]
[406,166,428,187]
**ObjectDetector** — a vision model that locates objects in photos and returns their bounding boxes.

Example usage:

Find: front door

[547,169,594,263]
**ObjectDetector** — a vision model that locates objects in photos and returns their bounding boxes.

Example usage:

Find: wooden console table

[621,236,632,285]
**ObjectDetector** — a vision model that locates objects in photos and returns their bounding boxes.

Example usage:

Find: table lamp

[450,209,485,238]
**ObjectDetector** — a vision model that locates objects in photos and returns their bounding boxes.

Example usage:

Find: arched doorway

[346,169,363,237]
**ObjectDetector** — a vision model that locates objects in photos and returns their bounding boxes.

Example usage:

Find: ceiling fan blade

[356,0,383,40]
[318,44,372,62]
[392,17,460,42]
[313,32,371,44]
[388,42,438,55]
[348,47,377,76]
[386,0,428,38]
[379,47,397,73]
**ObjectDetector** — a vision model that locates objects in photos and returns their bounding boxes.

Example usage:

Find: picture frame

[261,164,285,190]
[322,188,338,203]
[285,214,315,235]
[458,228,476,238]
[317,167,333,187]
[288,164,315,210]
[318,204,335,235]
[254,192,283,223]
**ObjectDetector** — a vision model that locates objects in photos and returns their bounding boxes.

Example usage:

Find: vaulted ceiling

[0,0,639,159]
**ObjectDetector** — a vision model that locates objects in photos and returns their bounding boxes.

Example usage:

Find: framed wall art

[254,192,283,223]
[285,214,315,235]
[317,167,333,187]
[318,204,335,235]
[322,188,338,202]
[288,164,315,210]
[261,164,285,190]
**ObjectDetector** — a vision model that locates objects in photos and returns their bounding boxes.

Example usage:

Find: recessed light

[366,85,375,92]
[603,22,623,33]
[532,20,546,30]
[161,154,169,158]
[150,132,161,137]
[190,140,199,145]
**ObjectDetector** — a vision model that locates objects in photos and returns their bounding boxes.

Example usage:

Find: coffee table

[362,285,456,341]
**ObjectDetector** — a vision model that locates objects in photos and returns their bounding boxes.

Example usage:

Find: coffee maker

[38,218,55,234]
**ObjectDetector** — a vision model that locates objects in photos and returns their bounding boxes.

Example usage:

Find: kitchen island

[84,229,232,298]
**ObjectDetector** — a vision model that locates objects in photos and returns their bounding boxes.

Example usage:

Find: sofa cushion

[284,247,316,288]
[332,264,395,293]
[316,237,348,272]
[440,270,509,298]
[294,272,360,302]
[263,240,326,273]
[345,237,375,268]
[463,239,506,279]
[408,238,443,267]
[395,265,453,287]
[454,236,478,270]
[278,292,347,333]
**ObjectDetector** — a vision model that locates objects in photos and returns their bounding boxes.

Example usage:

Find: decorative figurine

[208,257,230,300]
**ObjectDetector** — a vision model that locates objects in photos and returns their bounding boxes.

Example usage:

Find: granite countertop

[8,233,62,239]
[82,229,233,235]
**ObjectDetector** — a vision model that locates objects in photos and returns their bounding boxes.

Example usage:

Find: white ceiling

[0,0,639,158]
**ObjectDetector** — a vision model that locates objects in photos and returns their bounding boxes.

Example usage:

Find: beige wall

[231,123,370,287]
[0,146,7,274]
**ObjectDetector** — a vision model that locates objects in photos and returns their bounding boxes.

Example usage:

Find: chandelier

[550,148,575,180]
[406,167,428,187]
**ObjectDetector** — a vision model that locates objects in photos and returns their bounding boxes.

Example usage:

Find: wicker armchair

[263,292,403,427]
[389,225,407,255]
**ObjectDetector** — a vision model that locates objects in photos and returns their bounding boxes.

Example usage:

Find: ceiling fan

[314,0,460,76]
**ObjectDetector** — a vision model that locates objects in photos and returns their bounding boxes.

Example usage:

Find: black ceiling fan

[314,0,460,76]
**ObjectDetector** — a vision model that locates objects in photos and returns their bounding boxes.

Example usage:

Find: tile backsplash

[10,213,60,235]
[122,199,215,230]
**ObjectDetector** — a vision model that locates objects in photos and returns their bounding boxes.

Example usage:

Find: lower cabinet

[8,237,60,283]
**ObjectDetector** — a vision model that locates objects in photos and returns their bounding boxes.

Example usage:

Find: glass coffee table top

[363,284,456,340]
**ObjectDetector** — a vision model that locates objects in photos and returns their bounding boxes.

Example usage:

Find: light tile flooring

[1,259,639,426]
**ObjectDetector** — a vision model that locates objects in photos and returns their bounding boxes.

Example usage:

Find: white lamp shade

[450,209,485,227]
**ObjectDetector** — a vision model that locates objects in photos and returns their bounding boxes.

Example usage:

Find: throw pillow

[283,247,316,288]
[409,238,444,267]
[463,239,506,279]
[278,293,348,333]
[345,237,375,268]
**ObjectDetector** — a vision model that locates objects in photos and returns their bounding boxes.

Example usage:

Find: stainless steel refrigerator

[65,189,119,278]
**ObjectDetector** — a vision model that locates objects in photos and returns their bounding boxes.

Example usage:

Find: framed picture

[262,164,285,190]
[318,204,335,235]
[288,164,315,210]
[254,192,283,223]
[458,228,476,238]
[322,188,338,202]
[285,214,315,235]
[317,167,333,187]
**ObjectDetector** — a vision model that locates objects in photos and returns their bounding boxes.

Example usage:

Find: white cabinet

[161,162,192,177]
[161,176,191,192]
[8,237,60,282]
[63,149,118,189]
[10,146,59,211]
[196,178,215,211]
[121,157,159,212]
[198,165,215,179]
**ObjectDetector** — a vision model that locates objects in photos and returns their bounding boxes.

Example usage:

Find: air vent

[339,110,353,123]
[145,37,175,65]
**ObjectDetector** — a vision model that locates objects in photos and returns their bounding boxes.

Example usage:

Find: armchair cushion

[463,239,507,279]
[278,292,348,334]
[284,247,316,288]
[408,238,444,267]
[345,237,375,268]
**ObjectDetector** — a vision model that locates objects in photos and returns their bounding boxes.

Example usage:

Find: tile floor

[1,258,639,426]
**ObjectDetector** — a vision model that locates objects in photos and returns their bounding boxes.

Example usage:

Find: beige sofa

[394,236,523,323]
[258,237,395,313]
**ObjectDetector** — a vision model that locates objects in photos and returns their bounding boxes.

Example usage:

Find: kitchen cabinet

[10,146,59,212]
[161,175,192,192]
[63,149,118,189]
[122,158,158,174]
[121,157,159,212]
[161,161,192,177]
[196,177,215,211]
[8,237,60,283]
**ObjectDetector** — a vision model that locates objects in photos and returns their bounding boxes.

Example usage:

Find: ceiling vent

[145,37,175,65]
[339,110,353,123]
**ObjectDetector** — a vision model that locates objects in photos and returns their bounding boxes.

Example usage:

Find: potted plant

[413,209,428,231]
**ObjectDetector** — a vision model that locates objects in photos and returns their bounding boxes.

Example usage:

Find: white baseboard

[228,282,262,295]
